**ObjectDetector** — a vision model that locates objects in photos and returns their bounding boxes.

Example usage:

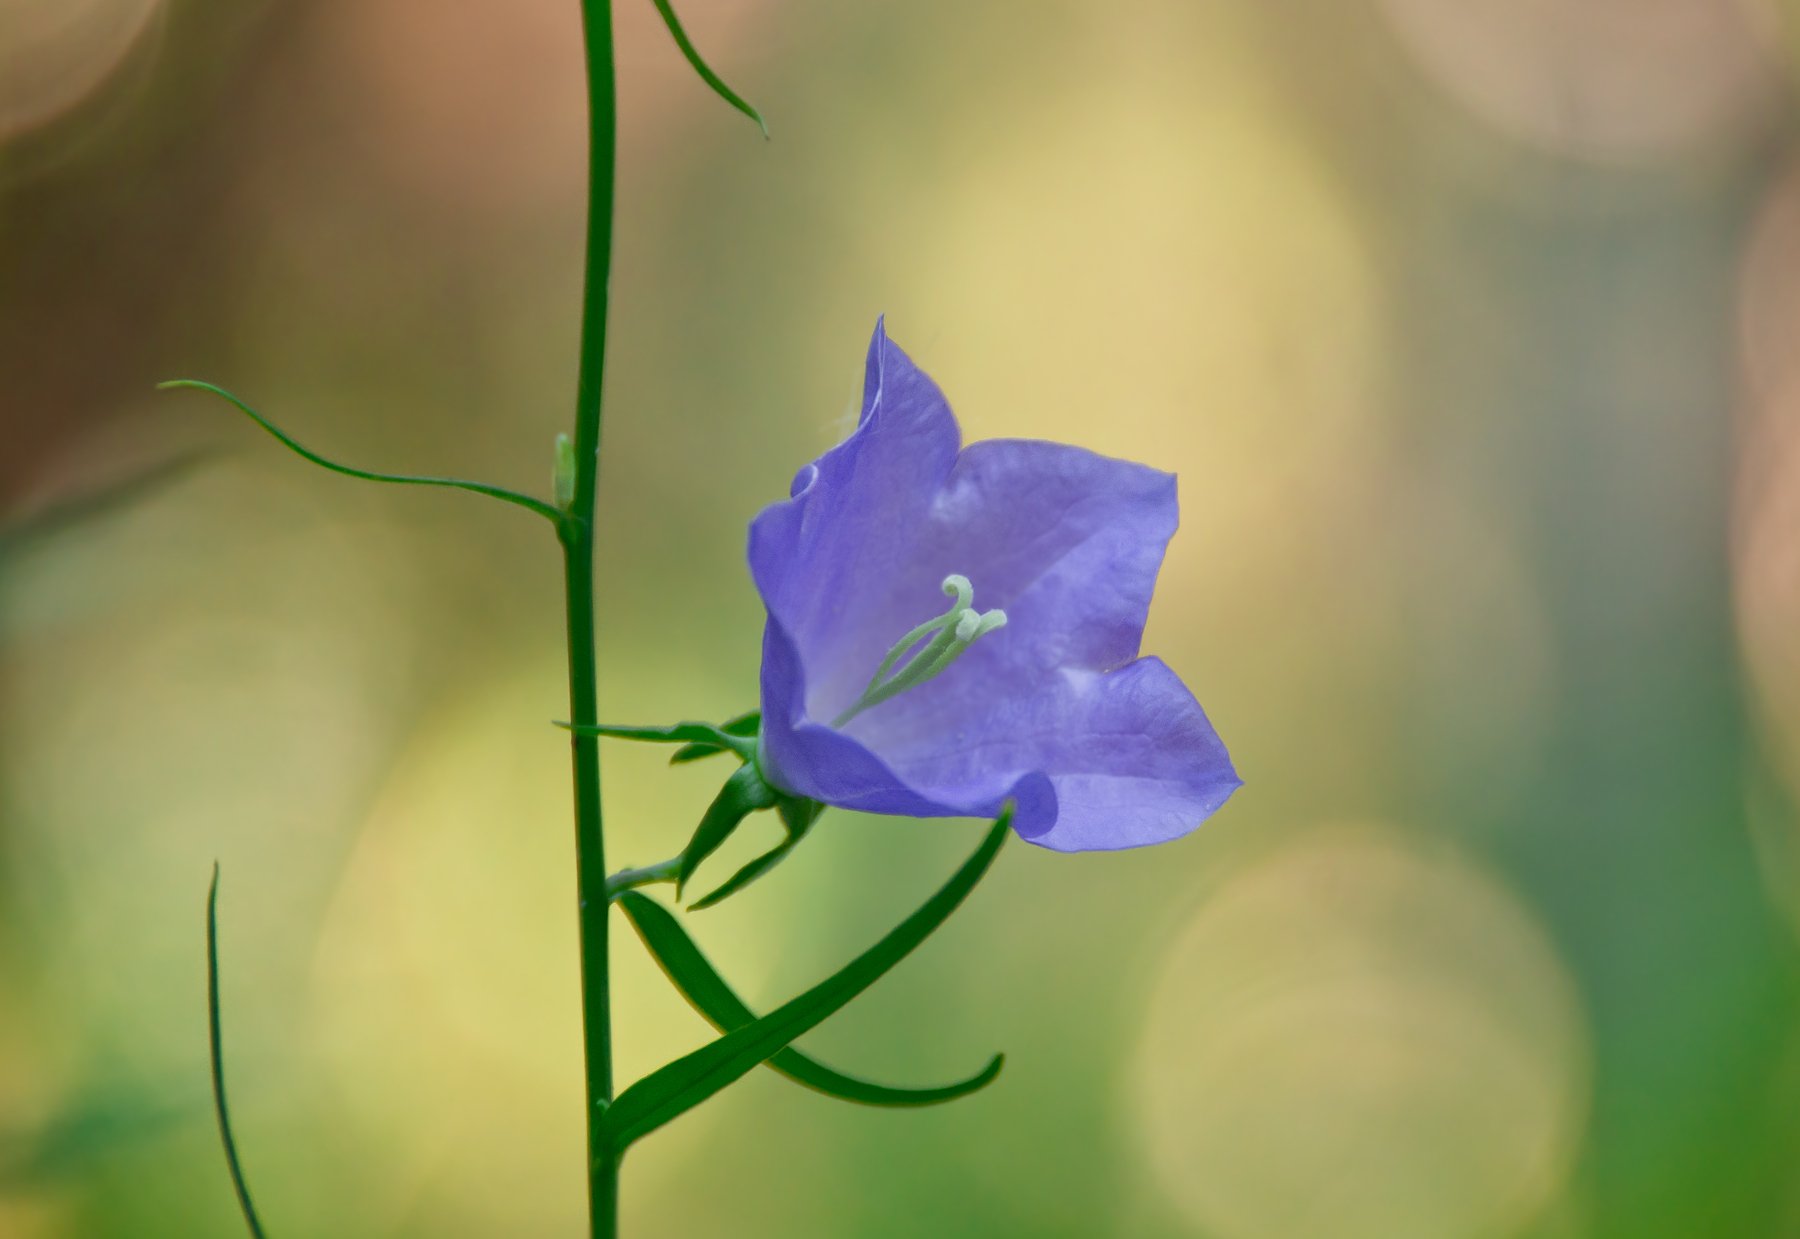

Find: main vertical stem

[566,1,618,1236]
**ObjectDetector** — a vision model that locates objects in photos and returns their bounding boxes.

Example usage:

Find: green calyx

[832,574,1007,729]
[564,711,822,911]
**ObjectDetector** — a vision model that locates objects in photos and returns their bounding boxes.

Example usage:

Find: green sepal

[776,794,823,837]
[688,794,822,911]
[558,719,757,763]
[669,710,761,765]
[676,762,777,896]
[686,837,797,911]
[599,808,1012,1153]
[619,891,1003,1105]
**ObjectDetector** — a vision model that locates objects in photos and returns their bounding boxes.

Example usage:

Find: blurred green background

[7,0,1800,1235]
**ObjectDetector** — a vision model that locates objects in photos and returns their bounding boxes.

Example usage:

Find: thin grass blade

[207,865,269,1239]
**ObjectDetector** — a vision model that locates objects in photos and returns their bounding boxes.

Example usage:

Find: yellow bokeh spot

[889,59,1385,540]
[0,0,163,142]
[1131,825,1589,1239]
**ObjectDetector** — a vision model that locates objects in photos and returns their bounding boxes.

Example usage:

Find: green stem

[606,856,683,901]
[568,0,619,1235]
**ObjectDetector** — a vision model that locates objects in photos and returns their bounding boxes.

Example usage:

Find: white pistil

[832,574,1007,728]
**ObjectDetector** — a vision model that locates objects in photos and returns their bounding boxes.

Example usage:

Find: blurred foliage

[5,1,1800,1236]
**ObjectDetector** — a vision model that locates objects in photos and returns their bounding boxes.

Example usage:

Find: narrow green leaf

[648,0,769,138]
[601,809,1012,1151]
[207,865,270,1239]
[159,380,562,523]
[620,891,1003,1106]
[676,762,776,895]
[560,719,755,761]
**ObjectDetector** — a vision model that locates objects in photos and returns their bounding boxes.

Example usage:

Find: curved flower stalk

[751,320,1240,852]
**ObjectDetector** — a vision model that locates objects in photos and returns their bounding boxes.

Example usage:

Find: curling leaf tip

[649,0,769,138]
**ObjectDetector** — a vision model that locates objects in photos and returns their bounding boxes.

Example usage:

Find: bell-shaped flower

[749,320,1240,852]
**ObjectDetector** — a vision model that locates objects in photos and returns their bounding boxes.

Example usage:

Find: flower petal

[833,655,1236,851]
[996,656,1240,852]
[748,320,961,713]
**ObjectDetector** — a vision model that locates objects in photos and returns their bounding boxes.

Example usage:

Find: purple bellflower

[748,321,1239,852]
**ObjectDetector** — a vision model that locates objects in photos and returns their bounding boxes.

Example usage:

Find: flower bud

[553,432,578,510]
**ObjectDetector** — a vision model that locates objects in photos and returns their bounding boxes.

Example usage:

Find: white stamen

[831,575,1009,728]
